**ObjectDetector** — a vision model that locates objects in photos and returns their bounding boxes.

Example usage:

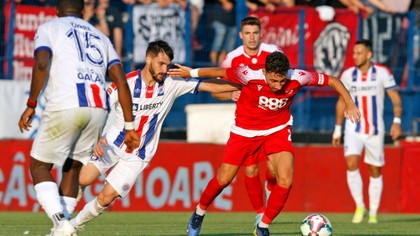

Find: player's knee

[217,176,232,187]
[97,192,115,207]
[244,165,259,177]
[277,176,293,188]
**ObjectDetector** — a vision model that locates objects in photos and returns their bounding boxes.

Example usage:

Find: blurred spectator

[83,0,96,22]
[191,0,205,50]
[208,0,237,66]
[382,0,411,13]
[0,0,4,79]
[84,0,124,60]
[14,0,57,6]
[246,0,294,12]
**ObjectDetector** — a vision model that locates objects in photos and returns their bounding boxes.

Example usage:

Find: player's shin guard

[261,185,291,225]
[199,178,225,210]
[71,197,107,227]
[60,196,77,220]
[368,175,383,216]
[34,182,65,226]
[244,175,264,213]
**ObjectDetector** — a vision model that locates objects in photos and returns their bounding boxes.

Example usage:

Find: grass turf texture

[1,212,419,235]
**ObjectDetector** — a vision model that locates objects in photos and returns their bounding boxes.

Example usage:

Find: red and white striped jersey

[105,70,200,161]
[34,16,121,111]
[221,43,281,69]
[225,66,329,137]
[340,63,397,135]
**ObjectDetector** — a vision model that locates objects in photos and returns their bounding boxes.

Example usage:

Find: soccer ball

[300,213,333,236]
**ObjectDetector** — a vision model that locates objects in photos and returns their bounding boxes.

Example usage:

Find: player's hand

[231,91,241,102]
[168,63,192,79]
[344,103,361,123]
[18,108,35,133]
[93,137,108,157]
[331,125,342,146]
[390,123,401,141]
[124,129,140,150]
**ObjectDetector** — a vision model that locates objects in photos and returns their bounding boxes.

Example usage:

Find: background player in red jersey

[213,16,281,225]
[168,51,360,236]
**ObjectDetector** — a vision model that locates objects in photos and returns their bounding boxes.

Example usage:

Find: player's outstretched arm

[168,63,227,78]
[328,76,360,124]
[198,79,241,94]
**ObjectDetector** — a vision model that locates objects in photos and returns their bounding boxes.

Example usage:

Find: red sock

[244,175,264,214]
[265,170,277,192]
[199,178,224,210]
[262,185,291,225]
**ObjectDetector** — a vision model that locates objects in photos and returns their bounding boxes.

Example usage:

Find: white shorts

[344,131,385,167]
[89,142,149,198]
[31,107,108,166]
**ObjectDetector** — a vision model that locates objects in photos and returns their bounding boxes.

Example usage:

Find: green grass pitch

[1,212,419,235]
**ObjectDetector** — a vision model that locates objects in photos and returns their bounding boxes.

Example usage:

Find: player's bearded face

[266,72,287,92]
[151,53,171,82]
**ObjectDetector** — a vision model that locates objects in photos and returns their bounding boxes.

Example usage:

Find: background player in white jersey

[17,0,139,235]
[168,51,360,236]
[213,16,281,225]
[332,39,402,224]
[69,40,241,232]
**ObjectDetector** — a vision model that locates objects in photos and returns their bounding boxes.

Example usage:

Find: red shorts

[222,126,294,166]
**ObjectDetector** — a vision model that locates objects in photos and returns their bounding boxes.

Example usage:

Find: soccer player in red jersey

[168,51,361,236]
[213,16,282,225]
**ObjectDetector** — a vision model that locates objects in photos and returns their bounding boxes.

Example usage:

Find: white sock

[369,175,383,216]
[60,196,77,220]
[34,182,64,226]
[195,205,206,216]
[71,198,107,227]
[347,169,365,208]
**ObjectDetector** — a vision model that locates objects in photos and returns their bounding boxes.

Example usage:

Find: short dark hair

[355,39,373,52]
[57,0,84,14]
[240,16,261,30]
[265,51,290,75]
[146,40,174,61]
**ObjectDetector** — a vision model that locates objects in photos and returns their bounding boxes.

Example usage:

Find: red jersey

[225,66,329,137]
[221,43,281,69]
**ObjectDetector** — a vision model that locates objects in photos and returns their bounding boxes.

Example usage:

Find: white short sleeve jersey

[106,71,200,162]
[34,16,121,111]
[340,63,397,135]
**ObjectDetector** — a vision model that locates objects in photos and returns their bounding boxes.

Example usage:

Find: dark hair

[146,40,174,61]
[265,51,290,75]
[355,39,373,52]
[57,0,84,14]
[240,16,261,30]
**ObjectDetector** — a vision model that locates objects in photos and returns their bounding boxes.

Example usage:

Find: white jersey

[105,71,200,162]
[34,16,121,111]
[340,63,397,135]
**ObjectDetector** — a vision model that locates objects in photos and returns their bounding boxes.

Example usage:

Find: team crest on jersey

[134,87,141,97]
[158,84,164,96]
[122,184,130,191]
